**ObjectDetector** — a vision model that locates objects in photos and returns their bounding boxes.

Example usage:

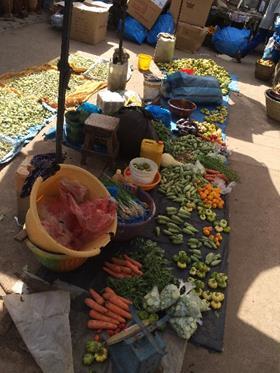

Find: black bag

[116,106,159,159]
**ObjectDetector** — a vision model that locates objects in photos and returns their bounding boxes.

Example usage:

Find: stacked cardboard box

[70,1,111,45]
[127,0,169,29]
[170,0,213,52]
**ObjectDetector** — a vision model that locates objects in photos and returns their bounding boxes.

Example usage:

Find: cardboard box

[83,0,112,10]
[176,22,208,53]
[170,0,213,27]
[71,3,109,45]
[127,0,169,30]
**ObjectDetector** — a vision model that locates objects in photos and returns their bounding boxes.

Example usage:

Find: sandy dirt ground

[0,20,279,373]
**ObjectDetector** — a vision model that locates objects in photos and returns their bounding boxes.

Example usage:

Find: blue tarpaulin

[0,112,56,164]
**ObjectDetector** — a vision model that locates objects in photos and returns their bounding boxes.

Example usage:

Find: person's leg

[240,28,271,57]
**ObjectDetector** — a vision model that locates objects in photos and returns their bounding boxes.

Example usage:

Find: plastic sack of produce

[145,104,172,128]
[212,26,250,57]
[38,178,116,249]
[161,72,223,105]
[146,13,175,46]
[122,16,148,45]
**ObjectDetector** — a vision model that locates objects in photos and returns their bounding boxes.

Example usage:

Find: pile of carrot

[102,254,143,279]
[85,287,132,336]
[204,168,228,183]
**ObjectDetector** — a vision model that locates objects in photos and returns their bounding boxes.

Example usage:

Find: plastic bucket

[25,164,117,258]
[129,157,158,185]
[26,239,87,272]
[265,90,280,123]
[138,54,152,71]
[143,75,162,101]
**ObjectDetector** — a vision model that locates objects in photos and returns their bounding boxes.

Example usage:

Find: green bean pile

[69,54,95,70]
[85,62,109,81]
[0,138,13,159]
[6,69,86,103]
[0,88,50,137]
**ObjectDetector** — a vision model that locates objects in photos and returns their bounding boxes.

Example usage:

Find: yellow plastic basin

[25,164,117,258]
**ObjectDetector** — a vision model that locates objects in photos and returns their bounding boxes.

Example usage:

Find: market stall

[7,52,241,372]
[2,3,242,371]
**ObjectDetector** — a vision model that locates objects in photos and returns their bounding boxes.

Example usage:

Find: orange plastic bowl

[124,167,161,191]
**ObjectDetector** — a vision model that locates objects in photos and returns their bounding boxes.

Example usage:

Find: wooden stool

[81,113,120,165]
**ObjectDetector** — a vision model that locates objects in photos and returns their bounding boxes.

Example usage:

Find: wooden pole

[56,0,73,163]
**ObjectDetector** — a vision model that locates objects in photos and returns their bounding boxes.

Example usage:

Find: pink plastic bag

[38,178,116,249]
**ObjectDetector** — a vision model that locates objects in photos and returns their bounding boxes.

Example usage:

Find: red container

[180,68,195,75]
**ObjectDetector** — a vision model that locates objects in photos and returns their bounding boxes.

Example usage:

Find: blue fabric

[161,72,223,105]
[145,105,172,127]
[169,74,239,140]
[212,26,251,57]
[78,102,101,114]
[240,28,272,56]
[146,13,175,46]
[0,112,56,164]
[123,16,148,45]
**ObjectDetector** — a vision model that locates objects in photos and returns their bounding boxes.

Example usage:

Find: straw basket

[255,61,275,81]
[265,90,280,123]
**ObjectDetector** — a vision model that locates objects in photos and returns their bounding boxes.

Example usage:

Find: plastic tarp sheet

[37,189,230,352]
[167,74,239,139]
[146,13,175,46]
[0,112,56,165]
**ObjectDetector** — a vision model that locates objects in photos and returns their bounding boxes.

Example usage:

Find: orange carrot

[105,310,126,323]
[125,260,143,275]
[89,310,119,324]
[123,254,142,269]
[89,289,104,305]
[102,293,130,311]
[216,174,228,182]
[106,302,132,320]
[111,257,127,266]
[104,261,122,273]
[104,287,115,295]
[84,298,108,313]
[205,175,215,180]
[205,169,220,174]
[88,320,117,330]
[119,266,132,274]
[104,287,132,305]
[117,296,132,305]
[103,267,125,279]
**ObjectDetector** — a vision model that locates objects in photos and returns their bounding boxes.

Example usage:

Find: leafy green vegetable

[152,120,172,144]
[198,154,239,182]
[108,239,175,310]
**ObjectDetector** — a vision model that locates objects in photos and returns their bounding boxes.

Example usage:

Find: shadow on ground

[0,21,279,373]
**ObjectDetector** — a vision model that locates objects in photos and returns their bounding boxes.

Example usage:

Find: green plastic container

[65,110,88,146]
[26,239,87,272]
